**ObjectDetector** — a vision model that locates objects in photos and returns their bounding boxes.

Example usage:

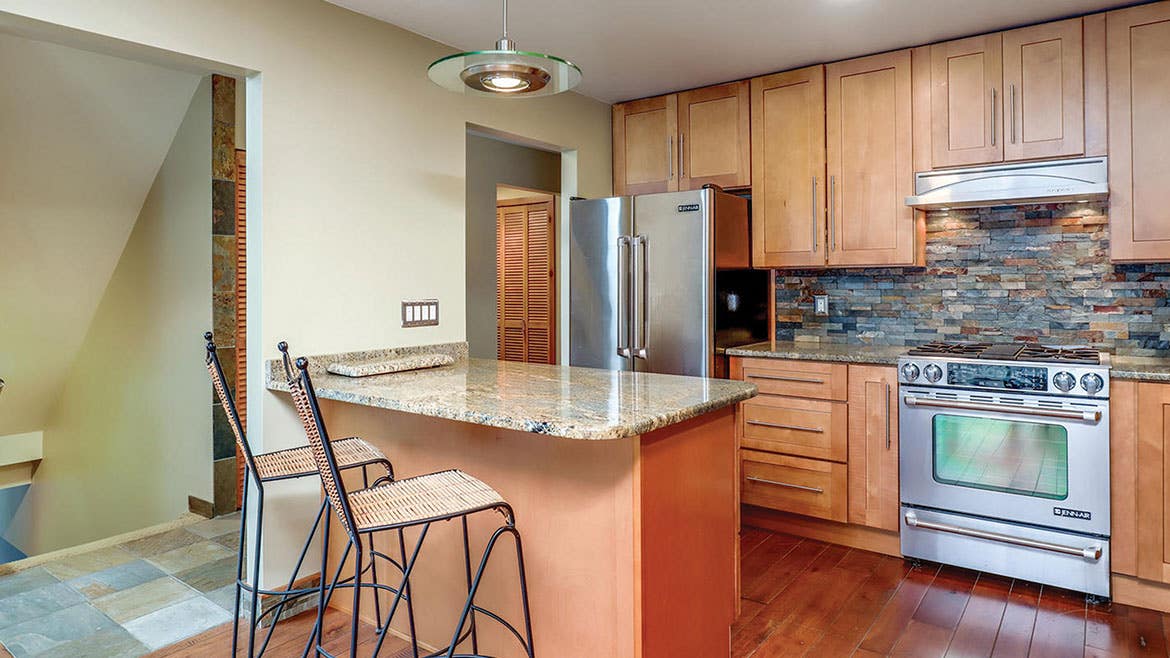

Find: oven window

[933,415,1069,500]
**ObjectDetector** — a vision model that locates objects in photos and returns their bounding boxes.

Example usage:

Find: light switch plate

[402,299,439,327]
[813,295,829,316]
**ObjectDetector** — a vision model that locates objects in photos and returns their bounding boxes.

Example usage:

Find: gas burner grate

[1017,345,1101,365]
[905,341,1102,364]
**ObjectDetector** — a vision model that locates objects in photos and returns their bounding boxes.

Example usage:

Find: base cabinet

[733,358,900,545]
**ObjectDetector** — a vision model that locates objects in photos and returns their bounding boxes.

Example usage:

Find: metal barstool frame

[206,333,399,656]
[285,352,535,658]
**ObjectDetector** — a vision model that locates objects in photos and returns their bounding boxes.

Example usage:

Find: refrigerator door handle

[632,234,648,359]
[616,236,632,358]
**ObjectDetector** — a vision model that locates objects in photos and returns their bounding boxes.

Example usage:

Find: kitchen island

[267,343,756,657]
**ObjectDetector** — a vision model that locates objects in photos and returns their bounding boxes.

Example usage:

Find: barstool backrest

[205,332,259,483]
[280,344,361,545]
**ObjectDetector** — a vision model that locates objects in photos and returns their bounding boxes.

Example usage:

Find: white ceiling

[329,0,1132,103]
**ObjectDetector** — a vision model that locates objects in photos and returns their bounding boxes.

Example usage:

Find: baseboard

[188,495,215,519]
[1112,575,1170,613]
[0,513,205,577]
[742,505,901,557]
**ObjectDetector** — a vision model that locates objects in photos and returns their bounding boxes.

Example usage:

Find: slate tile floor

[0,514,241,657]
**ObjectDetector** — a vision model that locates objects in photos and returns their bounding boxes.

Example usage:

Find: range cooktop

[906,341,1102,365]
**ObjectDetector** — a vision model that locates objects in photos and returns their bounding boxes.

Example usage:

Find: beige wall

[466,134,561,360]
[0,0,611,582]
[5,79,212,555]
[0,32,203,437]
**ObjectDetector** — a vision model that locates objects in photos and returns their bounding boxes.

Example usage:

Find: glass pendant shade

[427,2,581,98]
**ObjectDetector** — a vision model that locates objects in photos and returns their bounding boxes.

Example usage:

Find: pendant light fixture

[427,0,582,98]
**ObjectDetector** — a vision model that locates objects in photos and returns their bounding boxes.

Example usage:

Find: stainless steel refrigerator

[569,188,769,377]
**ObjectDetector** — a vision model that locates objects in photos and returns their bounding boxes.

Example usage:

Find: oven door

[899,387,1110,537]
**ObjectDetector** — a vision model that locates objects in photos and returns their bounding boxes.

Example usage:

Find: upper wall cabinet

[678,82,751,191]
[750,66,827,269]
[826,50,918,267]
[612,95,678,195]
[930,34,1004,168]
[612,82,750,195]
[1108,2,1170,262]
[927,18,1086,168]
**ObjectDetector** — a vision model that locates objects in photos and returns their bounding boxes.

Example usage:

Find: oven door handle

[902,395,1101,423]
[904,511,1103,561]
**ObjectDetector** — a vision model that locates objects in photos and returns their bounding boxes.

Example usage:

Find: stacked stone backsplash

[776,202,1170,357]
[210,74,238,516]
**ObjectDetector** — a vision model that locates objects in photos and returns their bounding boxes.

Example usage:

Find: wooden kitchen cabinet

[1108,2,1170,262]
[826,50,917,267]
[750,66,827,269]
[1002,19,1085,161]
[612,95,678,195]
[930,34,1004,168]
[927,20,1085,168]
[613,82,749,196]
[846,365,900,532]
[678,81,751,190]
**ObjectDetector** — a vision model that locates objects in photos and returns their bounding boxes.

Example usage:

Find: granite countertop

[724,341,906,365]
[266,343,757,440]
[726,341,1170,382]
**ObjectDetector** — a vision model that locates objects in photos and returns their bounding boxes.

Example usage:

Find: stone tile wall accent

[775,202,1170,357]
[209,75,238,515]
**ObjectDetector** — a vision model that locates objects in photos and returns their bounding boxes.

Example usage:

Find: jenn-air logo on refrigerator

[677,203,701,212]
[1053,507,1091,521]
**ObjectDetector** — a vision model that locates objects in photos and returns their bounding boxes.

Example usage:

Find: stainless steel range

[897,341,1111,597]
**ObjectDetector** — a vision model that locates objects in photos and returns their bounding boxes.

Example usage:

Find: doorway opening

[465,128,568,363]
[0,27,253,567]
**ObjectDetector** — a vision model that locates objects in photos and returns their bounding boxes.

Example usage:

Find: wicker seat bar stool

[204,333,396,657]
[281,346,535,658]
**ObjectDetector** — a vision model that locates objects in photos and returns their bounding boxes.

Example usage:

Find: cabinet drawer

[741,396,847,462]
[739,359,847,400]
[741,449,848,522]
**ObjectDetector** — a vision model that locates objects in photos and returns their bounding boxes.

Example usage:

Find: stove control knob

[1080,373,1104,396]
[900,363,921,382]
[923,364,943,383]
[1053,371,1076,393]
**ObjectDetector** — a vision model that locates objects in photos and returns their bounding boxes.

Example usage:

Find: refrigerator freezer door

[631,190,714,377]
[569,197,634,371]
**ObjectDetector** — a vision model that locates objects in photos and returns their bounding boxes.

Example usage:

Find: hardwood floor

[735,526,1170,657]
[146,608,413,657]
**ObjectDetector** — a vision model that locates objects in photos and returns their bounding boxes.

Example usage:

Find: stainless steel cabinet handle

[902,395,1101,423]
[885,382,892,450]
[667,136,673,179]
[904,511,1102,561]
[632,235,648,359]
[1009,84,1017,145]
[811,177,819,253]
[680,133,685,179]
[829,175,837,251]
[746,420,825,434]
[746,476,824,494]
[616,236,632,358]
[747,373,825,384]
[990,88,998,147]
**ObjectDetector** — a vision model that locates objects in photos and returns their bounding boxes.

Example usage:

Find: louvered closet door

[496,201,556,364]
[524,204,555,363]
[498,206,528,361]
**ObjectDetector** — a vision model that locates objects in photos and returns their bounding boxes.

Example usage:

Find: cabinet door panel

[1111,380,1137,577]
[678,81,750,190]
[1003,18,1084,161]
[1135,381,1170,581]
[826,51,916,267]
[612,95,678,195]
[750,66,826,268]
[847,365,899,532]
[1109,3,1170,262]
[930,34,1003,168]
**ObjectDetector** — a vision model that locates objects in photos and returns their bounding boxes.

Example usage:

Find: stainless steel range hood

[905,157,1108,210]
